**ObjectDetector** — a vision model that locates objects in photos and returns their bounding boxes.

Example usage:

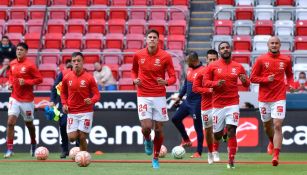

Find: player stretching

[251,36,294,166]
[132,29,176,169]
[171,51,204,158]
[61,52,100,151]
[204,42,250,169]
[4,42,43,158]
[192,49,220,164]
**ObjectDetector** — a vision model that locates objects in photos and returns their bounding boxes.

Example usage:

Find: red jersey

[192,66,213,110]
[132,47,176,97]
[204,59,250,108]
[9,58,42,102]
[250,52,294,102]
[61,70,100,114]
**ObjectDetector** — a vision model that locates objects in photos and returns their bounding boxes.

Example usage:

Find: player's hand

[62,105,68,114]
[18,78,25,86]
[172,97,182,108]
[157,77,167,86]
[133,78,141,86]
[84,98,92,105]
[289,86,295,93]
[239,74,247,83]
[268,74,275,82]
[49,102,55,107]
[217,80,225,87]
[7,84,12,90]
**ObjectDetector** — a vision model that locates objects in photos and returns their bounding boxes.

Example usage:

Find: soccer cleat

[180,140,192,147]
[30,144,36,157]
[190,152,201,158]
[272,156,279,166]
[60,151,69,159]
[4,150,13,158]
[267,142,274,155]
[144,140,153,155]
[152,158,160,169]
[227,160,235,169]
[207,153,214,164]
[212,151,220,162]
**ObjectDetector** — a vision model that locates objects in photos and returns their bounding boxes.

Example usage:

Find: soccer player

[60,52,100,151]
[250,36,294,166]
[171,51,204,158]
[192,49,220,164]
[132,29,176,169]
[204,42,250,169]
[4,42,43,158]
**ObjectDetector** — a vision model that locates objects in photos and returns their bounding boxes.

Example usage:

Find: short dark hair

[207,49,218,57]
[2,36,9,40]
[16,42,28,50]
[299,72,306,76]
[218,41,231,51]
[146,29,159,38]
[65,58,72,64]
[187,51,199,61]
[72,52,84,59]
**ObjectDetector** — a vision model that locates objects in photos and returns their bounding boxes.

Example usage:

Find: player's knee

[274,123,282,131]
[7,121,15,128]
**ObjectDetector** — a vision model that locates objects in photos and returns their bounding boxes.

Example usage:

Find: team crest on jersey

[264,62,270,69]
[140,58,145,64]
[20,66,26,73]
[217,68,222,74]
[80,80,86,87]
[279,62,285,70]
[69,80,72,86]
[231,68,237,75]
[154,58,161,66]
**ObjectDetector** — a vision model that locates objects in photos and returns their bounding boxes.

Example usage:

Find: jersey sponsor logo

[140,58,145,64]
[154,58,161,66]
[279,62,285,70]
[80,80,86,87]
[20,66,26,74]
[231,68,237,75]
[264,62,269,69]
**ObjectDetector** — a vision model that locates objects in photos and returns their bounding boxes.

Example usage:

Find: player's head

[146,29,159,48]
[267,36,281,54]
[16,42,28,60]
[65,58,72,69]
[2,58,10,66]
[1,36,10,46]
[218,41,231,60]
[186,51,199,68]
[94,62,102,71]
[299,72,306,84]
[71,52,84,73]
[206,49,218,64]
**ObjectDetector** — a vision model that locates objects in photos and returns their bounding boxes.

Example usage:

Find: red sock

[228,137,237,161]
[142,128,151,141]
[7,138,13,150]
[274,148,280,157]
[153,135,164,159]
[208,143,213,153]
[269,137,273,143]
[213,142,219,152]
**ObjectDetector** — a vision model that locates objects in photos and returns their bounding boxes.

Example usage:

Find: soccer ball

[159,145,167,158]
[69,147,80,160]
[75,151,91,167]
[171,146,185,159]
[35,146,49,160]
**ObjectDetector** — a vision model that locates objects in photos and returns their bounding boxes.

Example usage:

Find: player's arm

[239,65,250,87]
[60,77,68,106]
[192,72,212,94]
[203,66,222,88]
[8,63,13,89]
[24,64,43,85]
[50,72,63,105]
[165,55,176,86]
[250,59,271,84]
[131,54,140,85]
[285,59,295,91]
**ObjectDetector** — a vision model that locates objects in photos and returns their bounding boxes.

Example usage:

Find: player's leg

[202,109,216,163]
[259,102,274,155]
[190,107,203,158]
[67,114,80,143]
[78,131,88,151]
[25,121,36,156]
[171,101,191,147]
[59,114,69,158]
[212,108,225,165]
[77,112,93,151]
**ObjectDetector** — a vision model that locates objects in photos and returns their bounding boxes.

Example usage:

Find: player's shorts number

[138,104,148,112]
[213,116,218,124]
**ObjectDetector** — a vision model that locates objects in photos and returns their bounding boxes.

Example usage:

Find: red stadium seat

[71,0,89,6]
[130,8,147,20]
[64,33,83,49]
[232,51,250,64]
[10,6,27,20]
[44,33,63,49]
[148,8,168,20]
[168,20,186,35]
[39,64,57,79]
[84,63,95,74]
[0,0,10,6]
[92,0,108,5]
[127,19,146,34]
[47,19,65,34]
[216,0,234,5]
[276,0,294,6]
[102,48,122,64]
[32,0,49,5]
[88,6,107,20]
[130,0,149,5]
[6,19,25,34]
[235,5,253,20]
[52,0,68,5]
[167,35,185,50]
[233,35,252,51]
[151,0,168,5]
[12,0,30,6]
[123,49,137,64]
[214,20,233,35]
[24,33,41,49]
[27,19,43,33]
[61,49,80,63]
[169,6,188,20]
[82,49,101,64]
[87,19,106,34]
[69,6,87,19]
[296,20,307,36]
[41,49,60,64]
[120,64,132,78]
[170,0,189,5]
[105,33,124,49]
[27,50,38,64]
[0,7,8,20]
[109,8,128,20]
[107,64,119,80]
[111,0,129,6]
[158,34,165,49]
[49,6,67,19]
[29,6,46,19]
[37,78,55,91]
[125,34,144,49]
[67,19,86,33]
[84,33,104,49]
[118,78,135,90]
[5,33,23,45]
[108,19,126,34]
[148,20,167,35]
[295,36,307,50]
[255,20,273,35]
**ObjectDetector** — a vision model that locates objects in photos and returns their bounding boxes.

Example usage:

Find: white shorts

[201,109,213,129]
[137,97,169,122]
[212,105,240,133]
[258,100,286,122]
[67,112,93,134]
[8,97,34,122]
